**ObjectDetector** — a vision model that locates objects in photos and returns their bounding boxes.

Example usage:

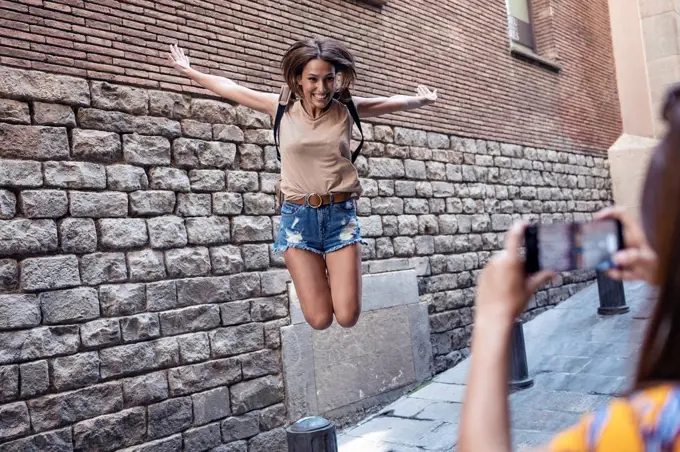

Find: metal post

[596,270,629,315]
[509,319,533,391]
[286,416,338,452]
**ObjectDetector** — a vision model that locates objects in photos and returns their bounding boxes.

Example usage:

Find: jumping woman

[169,38,438,330]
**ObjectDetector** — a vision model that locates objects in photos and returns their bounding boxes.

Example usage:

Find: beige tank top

[276,98,362,201]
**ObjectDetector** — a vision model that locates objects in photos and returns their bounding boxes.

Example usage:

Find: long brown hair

[634,85,680,389]
[280,38,357,102]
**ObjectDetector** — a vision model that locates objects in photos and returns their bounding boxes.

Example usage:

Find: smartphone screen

[525,219,623,273]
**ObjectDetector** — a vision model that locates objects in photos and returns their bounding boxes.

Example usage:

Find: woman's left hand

[417,85,438,104]
[475,222,556,322]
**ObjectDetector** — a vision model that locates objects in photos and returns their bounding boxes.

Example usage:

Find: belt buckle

[307,193,323,208]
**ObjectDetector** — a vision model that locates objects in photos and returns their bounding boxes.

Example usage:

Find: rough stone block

[92,81,148,114]
[80,319,121,349]
[176,193,211,217]
[213,193,243,215]
[190,99,235,124]
[241,244,269,270]
[147,216,188,249]
[167,358,241,397]
[177,332,210,364]
[174,139,236,169]
[165,247,211,278]
[0,99,30,124]
[0,402,30,439]
[0,259,18,292]
[123,134,171,166]
[59,218,97,253]
[19,190,68,218]
[0,220,56,257]
[107,165,149,192]
[0,428,72,452]
[40,287,99,324]
[19,360,49,398]
[129,191,176,216]
[70,191,128,217]
[181,119,213,139]
[100,283,145,317]
[44,161,106,189]
[231,216,271,243]
[189,169,226,191]
[0,365,18,403]
[159,305,220,336]
[33,102,76,127]
[0,66,90,105]
[71,129,122,162]
[210,245,245,275]
[148,397,193,440]
[27,382,122,432]
[78,109,180,138]
[51,351,100,390]
[186,216,230,245]
[214,124,245,142]
[21,255,80,291]
[230,376,284,415]
[80,252,127,285]
[99,218,148,249]
[175,276,231,306]
[0,160,42,188]
[240,349,281,379]
[99,338,179,379]
[120,313,161,342]
[149,90,191,119]
[146,280,178,312]
[183,423,222,451]
[0,124,69,160]
[221,300,251,326]
[127,249,166,282]
[210,323,264,358]
[227,171,258,192]
[149,167,190,192]
[73,407,146,451]
[243,193,275,215]
[122,371,169,407]
[192,387,231,425]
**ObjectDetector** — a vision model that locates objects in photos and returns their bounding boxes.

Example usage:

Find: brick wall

[0,0,620,153]
[0,65,609,449]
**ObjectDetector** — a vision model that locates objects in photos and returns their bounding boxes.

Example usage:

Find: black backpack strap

[345,98,363,163]
[273,84,291,161]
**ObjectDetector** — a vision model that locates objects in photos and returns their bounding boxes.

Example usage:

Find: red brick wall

[0,0,621,152]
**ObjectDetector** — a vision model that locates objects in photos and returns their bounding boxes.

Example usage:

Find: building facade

[0,0,620,450]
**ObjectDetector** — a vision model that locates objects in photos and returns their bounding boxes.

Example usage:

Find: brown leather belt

[286,192,353,208]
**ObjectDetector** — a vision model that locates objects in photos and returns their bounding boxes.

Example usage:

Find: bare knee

[335,302,361,328]
[306,312,333,330]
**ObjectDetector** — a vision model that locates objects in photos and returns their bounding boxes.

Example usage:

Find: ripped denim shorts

[272,198,363,255]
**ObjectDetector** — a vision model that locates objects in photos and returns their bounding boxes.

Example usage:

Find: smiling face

[297,58,336,110]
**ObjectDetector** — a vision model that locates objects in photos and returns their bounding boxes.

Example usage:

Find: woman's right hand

[595,207,659,285]
[168,44,191,75]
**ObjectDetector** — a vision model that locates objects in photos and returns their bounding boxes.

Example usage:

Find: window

[507,0,536,52]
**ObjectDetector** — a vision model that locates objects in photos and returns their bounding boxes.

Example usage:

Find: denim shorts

[273,198,363,255]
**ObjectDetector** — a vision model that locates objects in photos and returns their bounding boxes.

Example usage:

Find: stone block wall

[0,65,610,450]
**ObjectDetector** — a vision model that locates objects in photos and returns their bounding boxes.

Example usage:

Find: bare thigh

[284,248,333,330]
[326,243,362,328]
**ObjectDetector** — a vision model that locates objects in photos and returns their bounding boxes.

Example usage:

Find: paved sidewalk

[337,281,653,451]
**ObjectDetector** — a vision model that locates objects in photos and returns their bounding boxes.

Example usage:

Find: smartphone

[524,219,624,274]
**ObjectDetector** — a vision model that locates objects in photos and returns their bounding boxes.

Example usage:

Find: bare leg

[284,248,334,330]
[326,243,362,328]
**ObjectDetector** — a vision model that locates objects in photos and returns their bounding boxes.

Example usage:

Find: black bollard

[509,319,533,391]
[596,270,629,315]
[286,416,338,452]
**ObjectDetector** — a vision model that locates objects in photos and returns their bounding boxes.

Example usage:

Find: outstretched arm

[168,44,278,117]
[353,85,437,118]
